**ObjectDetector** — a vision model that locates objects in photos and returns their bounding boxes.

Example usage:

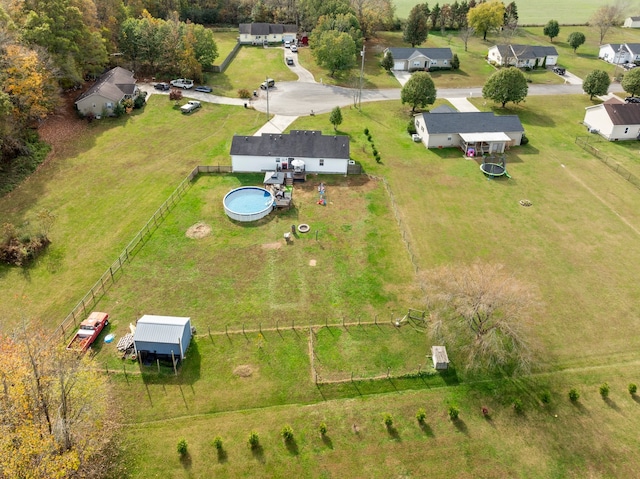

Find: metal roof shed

[133,315,192,360]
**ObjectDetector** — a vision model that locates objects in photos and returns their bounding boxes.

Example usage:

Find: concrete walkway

[253,115,299,135]
[445,97,480,112]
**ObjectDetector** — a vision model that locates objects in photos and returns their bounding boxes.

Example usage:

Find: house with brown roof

[238,23,297,45]
[583,97,640,141]
[75,67,139,118]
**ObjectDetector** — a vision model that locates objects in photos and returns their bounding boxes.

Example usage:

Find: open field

[393,0,613,25]
[5,66,640,475]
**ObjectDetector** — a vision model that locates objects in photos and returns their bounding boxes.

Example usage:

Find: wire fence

[575,136,640,190]
[54,165,231,340]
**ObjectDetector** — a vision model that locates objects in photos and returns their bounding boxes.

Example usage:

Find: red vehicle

[66,312,109,352]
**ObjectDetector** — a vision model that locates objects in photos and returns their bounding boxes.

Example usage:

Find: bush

[112,102,126,117]
[599,383,610,398]
[383,413,393,427]
[512,398,524,413]
[238,88,252,99]
[375,154,381,163]
[169,89,183,101]
[451,53,460,70]
[177,438,188,455]
[568,388,580,402]
[212,436,223,450]
[0,225,51,267]
[629,383,637,395]
[281,425,294,441]
[407,119,417,135]
[318,422,327,435]
[134,93,147,109]
[520,133,529,145]
[364,127,369,136]
[415,408,426,423]
[481,406,490,417]
[448,405,459,420]
[248,431,260,449]
[372,148,378,157]
[540,391,551,404]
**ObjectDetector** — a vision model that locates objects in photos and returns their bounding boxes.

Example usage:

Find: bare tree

[420,262,540,375]
[590,1,630,44]
[459,26,475,52]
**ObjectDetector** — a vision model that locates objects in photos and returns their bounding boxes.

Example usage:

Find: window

[319,159,324,166]
[431,60,437,65]
[443,60,448,65]
[447,136,452,141]
[413,61,421,67]
[106,102,113,109]
[276,158,281,162]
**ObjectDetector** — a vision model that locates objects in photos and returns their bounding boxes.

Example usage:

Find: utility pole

[266,76,270,120]
[358,45,366,110]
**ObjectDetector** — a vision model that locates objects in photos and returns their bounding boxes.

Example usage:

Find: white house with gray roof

[414,106,524,154]
[230,130,350,174]
[624,16,640,28]
[239,23,297,45]
[599,43,640,64]
[583,97,640,141]
[75,67,139,117]
[384,47,453,71]
[488,44,558,68]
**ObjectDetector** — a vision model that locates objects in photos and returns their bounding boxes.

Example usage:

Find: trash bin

[244,103,247,108]
[253,90,257,97]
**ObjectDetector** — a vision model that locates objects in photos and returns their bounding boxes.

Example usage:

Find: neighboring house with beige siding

[75,67,139,118]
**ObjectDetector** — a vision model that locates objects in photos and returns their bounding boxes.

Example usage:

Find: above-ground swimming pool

[223,187,275,222]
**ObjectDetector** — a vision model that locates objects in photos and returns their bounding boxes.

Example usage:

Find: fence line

[54,165,231,340]
[369,174,421,277]
[575,136,640,190]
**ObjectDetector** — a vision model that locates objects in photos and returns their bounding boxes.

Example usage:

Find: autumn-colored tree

[350,0,394,38]
[0,326,120,478]
[421,262,538,375]
[467,0,505,41]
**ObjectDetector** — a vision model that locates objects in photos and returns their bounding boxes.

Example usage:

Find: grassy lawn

[207,45,298,97]
[211,30,240,66]
[6,43,640,476]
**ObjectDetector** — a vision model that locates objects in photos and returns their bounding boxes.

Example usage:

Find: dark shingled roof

[603,103,640,125]
[239,23,297,35]
[417,112,524,134]
[230,130,350,158]
[75,67,136,103]
[494,44,558,60]
[385,47,452,61]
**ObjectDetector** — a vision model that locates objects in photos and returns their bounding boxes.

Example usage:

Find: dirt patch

[262,242,282,250]
[309,259,317,266]
[186,222,212,239]
[233,365,254,377]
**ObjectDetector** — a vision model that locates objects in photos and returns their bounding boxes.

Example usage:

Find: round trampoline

[480,162,506,177]
[223,187,275,222]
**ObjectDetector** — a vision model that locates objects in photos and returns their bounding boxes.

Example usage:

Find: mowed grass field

[393,0,613,24]
[4,59,640,475]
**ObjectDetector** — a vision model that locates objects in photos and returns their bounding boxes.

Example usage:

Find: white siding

[584,106,614,138]
[545,55,558,66]
[232,155,348,174]
[76,93,116,117]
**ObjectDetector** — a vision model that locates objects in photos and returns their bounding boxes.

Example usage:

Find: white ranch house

[75,67,139,117]
[230,130,350,174]
[623,16,640,28]
[598,43,640,64]
[487,44,558,68]
[414,106,524,155]
[238,23,297,45]
[583,98,640,141]
[383,47,453,71]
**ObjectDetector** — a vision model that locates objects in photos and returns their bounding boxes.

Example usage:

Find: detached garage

[133,315,192,361]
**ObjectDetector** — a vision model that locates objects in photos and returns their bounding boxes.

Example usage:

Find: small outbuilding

[133,315,192,361]
[624,16,640,28]
[431,346,449,370]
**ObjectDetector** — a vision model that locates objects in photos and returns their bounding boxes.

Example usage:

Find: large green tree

[401,71,436,112]
[622,67,640,96]
[567,31,586,52]
[403,3,428,47]
[467,0,504,41]
[582,69,611,100]
[482,67,528,108]
[311,29,357,77]
[543,19,560,42]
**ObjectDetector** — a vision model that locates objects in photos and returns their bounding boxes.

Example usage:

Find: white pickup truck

[170,78,194,89]
[180,100,201,114]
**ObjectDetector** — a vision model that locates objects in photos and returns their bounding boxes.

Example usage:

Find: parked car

[260,78,275,90]
[154,82,170,90]
[623,63,637,70]
[180,100,201,114]
[285,40,291,48]
[286,57,294,66]
[290,44,298,53]
[194,85,213,93]
[625,96,640,103]
[170,78,194,89]
[552,67,565,75]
